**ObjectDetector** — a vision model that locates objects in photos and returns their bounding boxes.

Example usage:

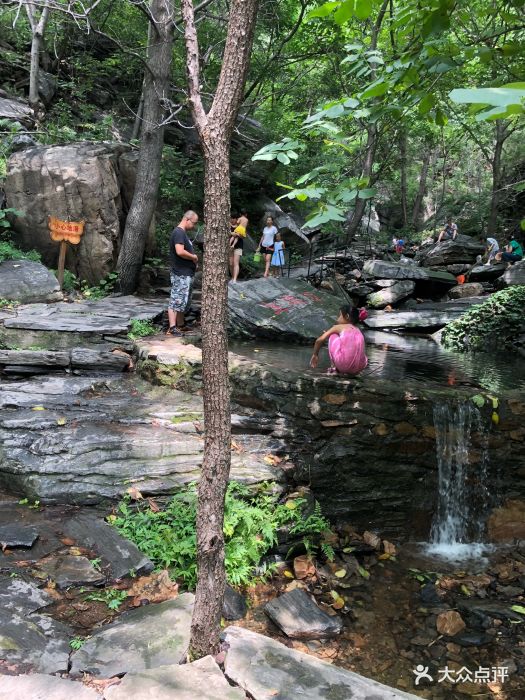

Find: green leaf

[449,86,525,109]
[418,93,436,115]
[304,103,346,124]
[307,1,340,19]
[277,152,290,165]
[334,0,355,24]
[358,565,370,579]
[357,187,377,199]
[355,0,372,19]
[304,204,346,229]
[360,78,389,100]
[471,394,485,408]
[511,605,525,615]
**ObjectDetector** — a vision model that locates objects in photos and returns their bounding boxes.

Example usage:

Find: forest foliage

[0,0,524,240]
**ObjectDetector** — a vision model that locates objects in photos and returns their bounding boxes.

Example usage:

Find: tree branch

[180,0,208,131]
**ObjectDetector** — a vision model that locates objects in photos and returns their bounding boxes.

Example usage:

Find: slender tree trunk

[116,0,174,294]
[347,123,378,237]
[487,121,507,236]
[411,146,432,230]
[346,0,387,237]
[25,1,50,111]
[181,0,259,658]
[399,130,408,228]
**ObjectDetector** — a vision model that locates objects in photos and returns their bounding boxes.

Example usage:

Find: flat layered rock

[469,263,507,281]
[105,656,245,700]
[0,674,101,700]
[0,609,72,673]
[36,555,106,589]
[0,523,38,548]
[364,298,485,330]
[0,575,53,614]
[363,259,456,285]
[228,278,341,342]
[264,588,342,639]
[501,260,525,286]
[367,280,415,309]
[70,594,194,678]
[0,296,164,350]
[0,260,62,304]
[448,282,484,299]
[416,235,485,266]
[223,626,420,699]
[63,513,153,580]
[0,375,284,504]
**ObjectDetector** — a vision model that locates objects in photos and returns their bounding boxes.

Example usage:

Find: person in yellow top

[229,210,248,283]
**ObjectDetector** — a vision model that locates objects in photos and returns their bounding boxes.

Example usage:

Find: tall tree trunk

[346,0,388,237]
[411,146,432,230]
[116,0,174,294]
[181,0,259,658]
[25,1,50,111]
[347,123,378,237]
[399,130,408,228]
[487,121,507,236]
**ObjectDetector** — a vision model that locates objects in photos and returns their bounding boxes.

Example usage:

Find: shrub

[441,285,525,352]
[127,319,158,339]
[109,481,332,589]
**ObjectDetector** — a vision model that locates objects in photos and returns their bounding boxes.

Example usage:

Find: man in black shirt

[167,210,199,335]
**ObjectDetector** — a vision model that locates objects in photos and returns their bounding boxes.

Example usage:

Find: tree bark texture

[487,121,507,236]
[116,0,174,294]
[399,130,408,228]
[181,0,259,658]
[25,1,50,110]
[411,146,432,230]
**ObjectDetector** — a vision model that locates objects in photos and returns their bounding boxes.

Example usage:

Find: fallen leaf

[283,570,294,579]
[147,498,160,513]
[56,417,66,426]
[126,486,143,500]
[231,440,243,453]
[127,570,178,606]
[332,597,345,610]
[293,555,316,580]
[358,566,370,579]
[334,569,346,578]
[382,540,397,555]
[378,552,391,560]
[31,406,45,411]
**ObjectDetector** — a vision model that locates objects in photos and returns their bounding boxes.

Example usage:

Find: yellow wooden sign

[48,216,85,244]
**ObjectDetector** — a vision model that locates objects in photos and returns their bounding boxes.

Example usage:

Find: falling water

[427,401,492,560]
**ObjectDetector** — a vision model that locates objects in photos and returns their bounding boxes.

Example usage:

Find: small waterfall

[428,401,491,559]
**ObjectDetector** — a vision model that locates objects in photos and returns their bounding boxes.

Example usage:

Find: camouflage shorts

[169,273,193,313]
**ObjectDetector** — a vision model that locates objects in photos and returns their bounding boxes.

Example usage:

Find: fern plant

[109,482,333,590]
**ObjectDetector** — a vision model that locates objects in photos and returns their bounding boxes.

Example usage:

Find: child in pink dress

[310,305,368,375]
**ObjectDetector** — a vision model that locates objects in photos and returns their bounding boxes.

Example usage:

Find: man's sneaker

[166,326,183,337]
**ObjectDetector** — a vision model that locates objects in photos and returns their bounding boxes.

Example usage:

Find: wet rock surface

[364,297,485,330]
[367,280,415,309]
[0,374,284,503]
[0,522,38,548]
[36,555,106,589]
[363,259,456,286]
[70,594,194,677]
[0,575,53,614]
[264,588,342,639]
[228,278,342,342]
[223,584,248,620]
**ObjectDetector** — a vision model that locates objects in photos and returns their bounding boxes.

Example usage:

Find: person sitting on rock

[310,305,368,376]
[496,236,523,266]
[437,216,458,243]
[484,236,499,265]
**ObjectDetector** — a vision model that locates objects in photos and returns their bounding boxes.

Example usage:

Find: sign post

[48,217,85,290]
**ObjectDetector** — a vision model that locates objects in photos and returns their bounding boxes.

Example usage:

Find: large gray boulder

[500,260,525,287]
[228,278,342,342]
[469,262,507,281]
[4,142,138,284]
[364,298,485,330]
[363,259,456,285]
[0,375,284,503]
[367,280,415,308]
[416,235,485,267]
[0,675,101,700]
[0,260,62,303]
[0,94,34,127]
[70,595,194,677]
[448,282,484,299]
[223,626,420,699]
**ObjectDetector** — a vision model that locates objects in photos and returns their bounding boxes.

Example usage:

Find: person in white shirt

[485,237,499,265]
[258,216,278,278]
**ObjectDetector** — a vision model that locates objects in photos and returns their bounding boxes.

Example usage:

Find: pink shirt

[328,326,368,375]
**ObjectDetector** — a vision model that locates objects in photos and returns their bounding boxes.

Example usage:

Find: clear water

[230,331,525,393]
